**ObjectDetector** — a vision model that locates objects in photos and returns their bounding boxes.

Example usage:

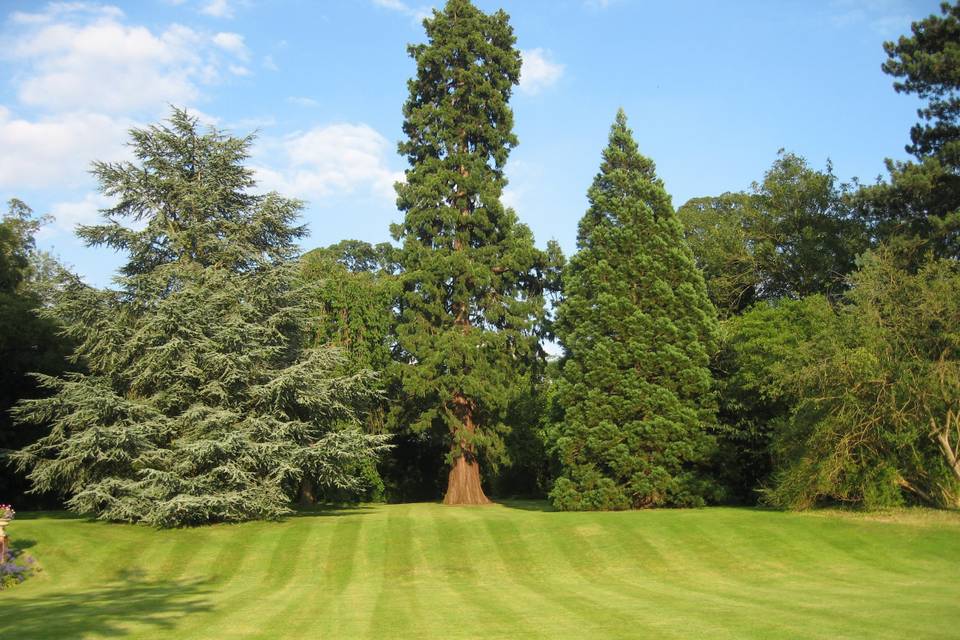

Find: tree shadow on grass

[0,576,213,639]
[12,510,86,521]
[288,503,379,519]
[496,499,555,512]
[9,536,37,550]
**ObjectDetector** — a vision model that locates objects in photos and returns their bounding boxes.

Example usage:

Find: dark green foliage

[679,152,866,318]
[764,248,960,509]
[883,2,960,160]
[711,297,835,503]
[390,0,562,499]
[679,152,867,503]
[549,111,719,510]
[0,201,72,508]
[12,110,387,526]
[487,375,553,498]
[852,2,960,260]
[301,241,397,403]
[300,240,399,501]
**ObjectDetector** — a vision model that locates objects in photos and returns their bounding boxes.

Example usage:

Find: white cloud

[373,0,409,10]
[501,187,520,211]
[287,96,320,108]
[9,3,124,25]
[518,48,565,96]
[0,5,258,192]
[828,0,915,35]
[48,191,112,234]
[183,106,220,125]
[201,0,233,18]
[254,123,403,203]
[212,31,248,59]
[227,115,276,130]
[372,0,432,24]
[0,106,133,189]
[3,3,252,113]
[262,54,278,71]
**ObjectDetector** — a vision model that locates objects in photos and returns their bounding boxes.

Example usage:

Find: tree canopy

[390,0,562,504]
[550,110,719,510]
[678,151,865,318]
[853,1,960,260]
[12,110,387,526]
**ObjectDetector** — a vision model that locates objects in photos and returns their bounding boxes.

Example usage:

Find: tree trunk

[440,145,491,505]
[934,410,960,484]
[443,394,492,505]
[443,451,491,505]
[299,477,316,505]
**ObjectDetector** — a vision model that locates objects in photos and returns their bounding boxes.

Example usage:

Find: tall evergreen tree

[853,2,960,261]
[550,111,719,510]
[12,110,387,526]
[391,0,561,504]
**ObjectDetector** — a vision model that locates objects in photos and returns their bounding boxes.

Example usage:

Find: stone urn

[0,517,9,556]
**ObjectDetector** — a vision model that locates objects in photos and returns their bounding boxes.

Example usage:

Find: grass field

[1,502,958,639]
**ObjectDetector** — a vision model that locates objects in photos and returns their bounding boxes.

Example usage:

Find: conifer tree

[550,111,719,510]
[391,0,561,504]
[12,110,387,526]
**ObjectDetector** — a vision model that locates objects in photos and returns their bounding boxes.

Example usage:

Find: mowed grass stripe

[428,506,547,640]
[265,510,364,639]
[2,503,959,639]
[473,508,678,639]
[155,526,214,582]
[618,516,871,638]
[659,511,956,638]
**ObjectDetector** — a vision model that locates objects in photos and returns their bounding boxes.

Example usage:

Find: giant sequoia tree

[391,0,560,504]
[550,111,719,510]
[13,110,386,526]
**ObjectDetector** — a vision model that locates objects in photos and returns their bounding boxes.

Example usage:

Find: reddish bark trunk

[443,451,491,505]
[443,394,492,505]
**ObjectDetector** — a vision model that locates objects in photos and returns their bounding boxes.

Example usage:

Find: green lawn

[1,502,958,639]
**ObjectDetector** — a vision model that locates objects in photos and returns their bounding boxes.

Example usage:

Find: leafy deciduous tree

[679,151,865,318]
[0,200,72,507]
[765,248,960,509]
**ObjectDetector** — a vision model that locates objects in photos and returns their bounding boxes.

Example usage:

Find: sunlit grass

[2,502,958,639]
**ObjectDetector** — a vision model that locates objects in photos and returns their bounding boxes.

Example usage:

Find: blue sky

[0,0,940,286]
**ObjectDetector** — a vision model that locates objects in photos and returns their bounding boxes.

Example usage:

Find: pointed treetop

[600,109,658,181]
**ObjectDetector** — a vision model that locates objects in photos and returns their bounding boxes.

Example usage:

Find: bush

[1,548,37,590]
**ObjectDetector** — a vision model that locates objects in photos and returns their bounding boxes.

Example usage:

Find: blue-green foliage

[12,110,388,526]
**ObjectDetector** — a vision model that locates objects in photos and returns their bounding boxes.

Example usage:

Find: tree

[391,0,562,504]
[852,2,960,260]
[301,240,398,391]
[300,240,399,501]
[710,296,835,503]
[0,200,72,507]
[12,110,387,526]
[763,248,960,509]
[549,110,719,510]
[678,151,865,318]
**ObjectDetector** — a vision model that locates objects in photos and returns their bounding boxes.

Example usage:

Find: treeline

[1,0,958,525]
